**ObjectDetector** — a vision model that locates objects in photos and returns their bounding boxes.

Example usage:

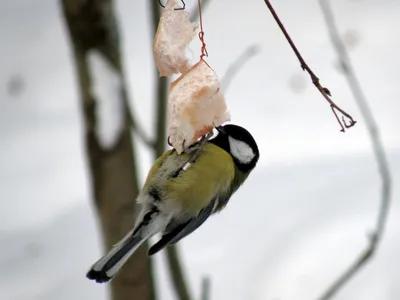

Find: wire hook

[158,0,186,10]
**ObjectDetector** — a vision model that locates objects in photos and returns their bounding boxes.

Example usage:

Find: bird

[86,123,260,283]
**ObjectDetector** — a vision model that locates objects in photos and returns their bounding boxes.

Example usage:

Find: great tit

[86,124,259,283]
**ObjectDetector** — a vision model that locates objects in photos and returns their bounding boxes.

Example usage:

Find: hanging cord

[197,0,209,60]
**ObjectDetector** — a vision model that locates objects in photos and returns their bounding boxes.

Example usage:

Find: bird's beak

[216,126,226,134]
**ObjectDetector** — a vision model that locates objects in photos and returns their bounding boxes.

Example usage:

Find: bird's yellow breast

[142,143,235,216]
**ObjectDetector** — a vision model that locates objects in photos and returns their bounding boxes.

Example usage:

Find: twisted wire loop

[197,0,209,60]
[158,0,186,10]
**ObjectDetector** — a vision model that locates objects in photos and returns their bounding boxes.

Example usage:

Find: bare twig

[150,0,170,157]
[221,44,261,92]
[149,3,260,299]
[200,276,211,300]
[149,2,192,300]
[126,109,155,148]
[262,0,356,132]
[164,245,192,300]
[316,1,392,299]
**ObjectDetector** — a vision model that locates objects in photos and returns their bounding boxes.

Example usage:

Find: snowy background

[1,0,399,299]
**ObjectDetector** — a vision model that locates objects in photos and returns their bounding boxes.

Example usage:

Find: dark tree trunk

[60,1,155,300]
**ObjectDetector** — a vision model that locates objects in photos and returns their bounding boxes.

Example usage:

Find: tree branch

[126,109,155,148]
[150,0,169,157]
[61,1,155,300]
[149,2,192,300]
[262,0,356,132]
[200,277,211,300]
[148,3,260,300]
[316,1,392,299]
[164,245,192,300]
[221,44,261,92]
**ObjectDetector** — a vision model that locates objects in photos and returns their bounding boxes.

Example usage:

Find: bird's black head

[210,124,260,172]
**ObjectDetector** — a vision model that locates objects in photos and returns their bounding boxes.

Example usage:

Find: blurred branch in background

[262,0,356,132]
[221,45,261,92]
[200,277,211,300]
[149,1,192,300]
[316,1,392,299]
[127,110,155,148]
[60,1,156,300]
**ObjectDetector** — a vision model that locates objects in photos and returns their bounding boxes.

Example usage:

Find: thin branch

[126,109,155,148]
[200,276,211,300]
[148,3,257,300]
[221,44,261,92]
[149,2,192,300]
[150,0,169,157]
[128,0,191,149]
[164,246,192,300]
[262,0,356,132]
[316,1,392,299]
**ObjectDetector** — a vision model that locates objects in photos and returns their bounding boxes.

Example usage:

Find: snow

[1,0,399,300]
[88,50,124,149]
[1,155,399,300]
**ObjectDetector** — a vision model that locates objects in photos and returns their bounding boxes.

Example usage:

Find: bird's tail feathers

[86,229,149,283]
[86,207,166,283]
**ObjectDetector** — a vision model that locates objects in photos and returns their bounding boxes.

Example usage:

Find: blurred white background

[0,0,399,299]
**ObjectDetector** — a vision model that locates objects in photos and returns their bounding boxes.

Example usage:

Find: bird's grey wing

[147,198,217,256]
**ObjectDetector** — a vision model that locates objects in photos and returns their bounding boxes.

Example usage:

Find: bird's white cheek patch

[228,137,255,163]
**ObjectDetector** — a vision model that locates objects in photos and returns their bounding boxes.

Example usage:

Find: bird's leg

[182,131,214,171]
[189,131,214,162]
